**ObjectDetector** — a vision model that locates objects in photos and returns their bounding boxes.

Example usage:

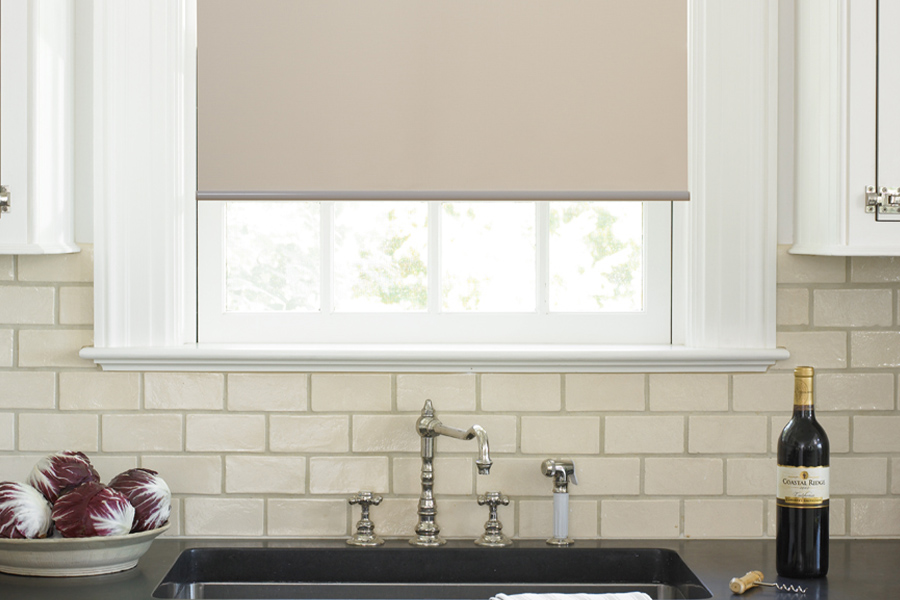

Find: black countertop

[0,538,898,600]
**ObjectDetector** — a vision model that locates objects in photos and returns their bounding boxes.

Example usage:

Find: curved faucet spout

[411,400,491,546]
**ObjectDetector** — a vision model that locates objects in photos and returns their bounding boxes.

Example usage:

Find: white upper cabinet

[793,0,900,256]
[0,0,78,255]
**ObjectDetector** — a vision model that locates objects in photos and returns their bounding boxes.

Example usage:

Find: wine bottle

[776,366,829,578]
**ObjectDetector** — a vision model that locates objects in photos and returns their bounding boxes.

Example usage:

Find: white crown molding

[0,0,79,255]
[84,0,786,372]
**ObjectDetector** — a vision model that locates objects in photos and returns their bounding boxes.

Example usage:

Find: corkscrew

[730,571,808,595]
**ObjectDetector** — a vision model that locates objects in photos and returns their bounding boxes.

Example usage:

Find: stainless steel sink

[152,541,712,600]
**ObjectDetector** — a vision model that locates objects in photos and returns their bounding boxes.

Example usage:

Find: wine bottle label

[777,465,829,508]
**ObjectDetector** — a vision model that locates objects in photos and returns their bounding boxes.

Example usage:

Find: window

[82,0,787,373]
[198,200,671,344]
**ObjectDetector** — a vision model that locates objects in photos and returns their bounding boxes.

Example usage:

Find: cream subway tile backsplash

[0,330,11,366]
[726,458,775,496]
[17,329,93,368]
[604,416,684,454]
[186,415,266,452]
[269,415,350,453]
[481,374,561,411]
[732,372,793,412]
[308,457,389,494]
[649,374,728,412]
[689,416,767,454]
[600,500,680,538]
[18,413,98,451]
[849,498,900,536]
[143,455,223,494]
[396,374,476,412]
[0,414,14,450]
[0,286,55,325]
[776,246,846,283]
[850,331,900,368]
[184,497,265,536]
[310,374,392,412]
[90,455,139,482]
[567,457,640,496]
[101,414,183,452]
[815,372,895,410]
[776,288,809,326]
[17,246,93,282]
[0,372,55,409]
[644,458,723,495]
[564,374,645,411]
[58,286,93,325]
[59,371,139,410]
[683,499,765,538]
[852,416,900,452]
[518,499,598,539]
[267,499,348,537]
[0,256,13,280]
[0,246,898,538]
[520,416,600,455]
[352,415,420,453]
[227,373,308,412]
[814,289,893,327]
[850,256,900,282]
[830,457,889,495]
[774,331,848,370]
[146,373,224,410]
[225,456,306,494]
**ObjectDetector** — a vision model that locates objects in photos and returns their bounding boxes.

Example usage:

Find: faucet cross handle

[347,491,384,546]
[475,491,512,548]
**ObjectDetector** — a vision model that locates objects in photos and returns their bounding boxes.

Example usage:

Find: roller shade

[198,0,687,200]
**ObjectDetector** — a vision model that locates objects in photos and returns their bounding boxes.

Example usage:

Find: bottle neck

[793,374,814,416]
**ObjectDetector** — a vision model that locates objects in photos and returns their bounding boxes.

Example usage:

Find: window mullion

[428,201,441,314]
[537,200,550,314]
[321,201,334,313]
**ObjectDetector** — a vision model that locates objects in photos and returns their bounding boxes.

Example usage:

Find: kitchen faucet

[411,399,491,546]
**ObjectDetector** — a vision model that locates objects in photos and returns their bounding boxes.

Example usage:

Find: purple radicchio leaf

[27,451,100,504]
[109,468,171,532]
[0,482,52,539]
[51,482,135,538]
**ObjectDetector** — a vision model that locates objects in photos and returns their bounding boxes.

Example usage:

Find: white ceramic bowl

[0,523,169,577]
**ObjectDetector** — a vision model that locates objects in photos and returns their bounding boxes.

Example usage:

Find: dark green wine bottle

[776,366,829,578]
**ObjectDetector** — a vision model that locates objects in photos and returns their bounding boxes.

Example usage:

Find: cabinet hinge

[865,185,900,216]
[0,186,9,219]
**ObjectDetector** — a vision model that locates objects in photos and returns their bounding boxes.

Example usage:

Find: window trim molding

[81,0,788,373]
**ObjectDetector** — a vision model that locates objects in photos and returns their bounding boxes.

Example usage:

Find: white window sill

[80,344,788,373]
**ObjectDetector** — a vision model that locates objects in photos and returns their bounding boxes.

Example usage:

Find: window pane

[549,202,643,312]
[334,201,428,312]
[225,201,320,312]
[441,202,535,312]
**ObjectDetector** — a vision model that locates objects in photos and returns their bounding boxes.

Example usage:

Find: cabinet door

[793,0,899,255]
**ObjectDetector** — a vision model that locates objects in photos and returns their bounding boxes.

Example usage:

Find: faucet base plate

[409,535,446,547]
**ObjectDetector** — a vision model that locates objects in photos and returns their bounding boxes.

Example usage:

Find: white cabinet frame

[82,0,788,373]
[793,0,900,255]
[0,0,78,255]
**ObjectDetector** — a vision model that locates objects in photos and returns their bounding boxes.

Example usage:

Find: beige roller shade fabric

[198,0,687,199]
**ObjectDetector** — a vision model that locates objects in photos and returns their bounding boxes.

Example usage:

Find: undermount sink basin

[153,542,711,600]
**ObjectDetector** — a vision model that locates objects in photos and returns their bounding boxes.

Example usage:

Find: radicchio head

[27,451,100,504]
[0,482,52,539]
[108,468,171,532]
[51,482,135,538]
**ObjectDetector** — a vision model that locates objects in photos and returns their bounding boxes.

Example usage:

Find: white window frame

[197,200,671,345]
[81,0,788,373]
